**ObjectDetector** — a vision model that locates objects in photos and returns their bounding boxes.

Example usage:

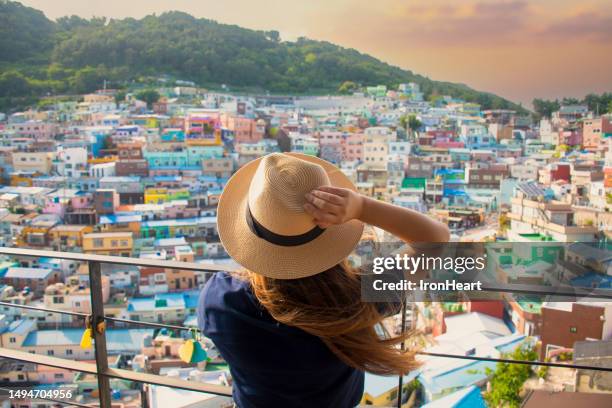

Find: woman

[198,153,449,408]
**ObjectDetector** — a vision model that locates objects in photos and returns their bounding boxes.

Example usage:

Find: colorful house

[126,290,200,324]
[185,113,222,146]
[82,232,133,257]
[140,216,216,240]
[49,225,94,251]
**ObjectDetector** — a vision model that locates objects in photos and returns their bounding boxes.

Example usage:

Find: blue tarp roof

[571,272,612,289]
[99,214,143,224]
[127,290,200,312]
[3,319,36,336]
[22,329,154,353]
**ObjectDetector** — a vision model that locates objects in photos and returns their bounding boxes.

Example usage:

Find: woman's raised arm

[304,186,450,244]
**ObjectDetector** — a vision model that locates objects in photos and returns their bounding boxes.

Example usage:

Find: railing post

[89,260,112,408]
[397,297,407,408]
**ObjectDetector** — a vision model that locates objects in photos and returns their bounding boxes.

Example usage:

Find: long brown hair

[245,260,421,375]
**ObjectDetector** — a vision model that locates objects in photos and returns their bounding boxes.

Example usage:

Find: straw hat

[217,153,364,279]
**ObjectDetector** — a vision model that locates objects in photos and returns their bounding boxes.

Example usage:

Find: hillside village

[0,83,611,407]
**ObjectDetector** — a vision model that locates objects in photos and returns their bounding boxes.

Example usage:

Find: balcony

[0,247,610,407]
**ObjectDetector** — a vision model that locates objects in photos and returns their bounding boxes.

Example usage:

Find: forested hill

[0,0,525,112]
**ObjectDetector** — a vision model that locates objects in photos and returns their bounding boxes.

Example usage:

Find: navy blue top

[197,271,364,408]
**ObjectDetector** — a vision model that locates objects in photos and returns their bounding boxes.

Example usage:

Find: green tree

[0,70,34,97]
[71,66,105,94]
[532,98,560,119]
[0,0,55,63]
[561,97,580,105]
[484,343,538,408]
[407,115,422,132]
[338,81,358,94]
[0,0,527,111]
[114,90,127,105]
[135,89,160,109]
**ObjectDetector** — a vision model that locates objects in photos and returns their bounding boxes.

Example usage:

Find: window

[54,373,64,379]
[93,238,104,248]
[66,349,73,355]
[570,326,577,333]
[47,350,54,356]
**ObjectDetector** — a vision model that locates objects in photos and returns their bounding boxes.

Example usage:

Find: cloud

[317,0,612,48]
[541,12,612,42]
[404,1,530,46]
[314,0,533,48]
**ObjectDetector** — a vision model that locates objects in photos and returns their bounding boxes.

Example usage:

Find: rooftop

[4,267,54,280]
[22,328,154,353]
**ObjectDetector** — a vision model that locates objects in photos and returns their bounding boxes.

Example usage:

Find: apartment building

[82,232,133,257]
[540,301,612,359]
[507,182,598,242]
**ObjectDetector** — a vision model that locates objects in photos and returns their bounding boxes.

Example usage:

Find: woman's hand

[303,186,364,228]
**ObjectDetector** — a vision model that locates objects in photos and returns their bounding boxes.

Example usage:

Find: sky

[20,0,612,106]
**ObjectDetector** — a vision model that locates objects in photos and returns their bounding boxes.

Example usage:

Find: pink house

[342,133,364,162]
[71,194,93,210]
[427,129,455,139]
[559,129,582,146]
[162,202,200,219]
[36,365,75,384]
[222,115,265,144]
[433,140,464,149]
[9,121,58,139]
[318,131,344,145]
[583,116,612,151]
[471,150,496,162]
[496,148,522,159]
[141,335,184,360]
[43,199,68,217]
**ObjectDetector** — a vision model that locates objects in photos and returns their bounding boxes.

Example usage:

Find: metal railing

[0,247,233,408]
[0,247,610,408]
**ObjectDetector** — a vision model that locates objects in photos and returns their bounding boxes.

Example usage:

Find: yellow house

[144,188,169,204]
[17,225,54,247]
[145,116,159,129]
[82,232,133,257]
[49,225,94,251]
[99,218,141,236]
[10,174,34,186]
[88,156,118,165]
[12,152,54,174]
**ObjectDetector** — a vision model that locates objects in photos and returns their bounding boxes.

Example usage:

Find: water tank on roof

[142,333,153,347]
